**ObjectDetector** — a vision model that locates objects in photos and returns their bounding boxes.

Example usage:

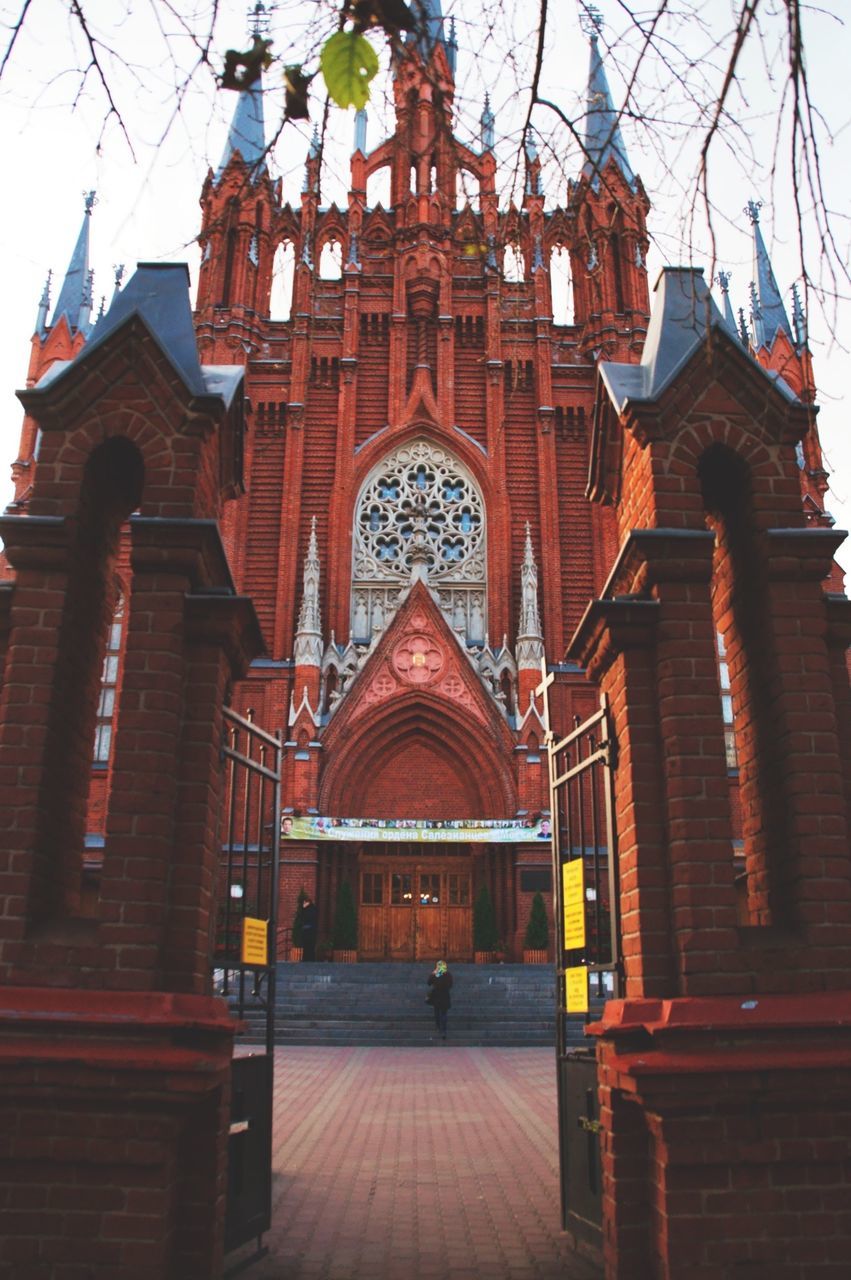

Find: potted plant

[290,887,306,962]
[523,891,549,963]
[332,879,358,962]
[473,883,499,962]
[317,937,333,961]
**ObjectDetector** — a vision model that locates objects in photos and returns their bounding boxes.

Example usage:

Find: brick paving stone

[225,1047,601,1280]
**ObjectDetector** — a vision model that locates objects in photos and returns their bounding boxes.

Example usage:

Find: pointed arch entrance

[318,687,517,961]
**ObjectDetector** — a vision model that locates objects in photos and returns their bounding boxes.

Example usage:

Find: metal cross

[535,657,555,744]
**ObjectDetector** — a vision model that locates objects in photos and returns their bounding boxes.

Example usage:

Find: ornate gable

[322,581,514,750]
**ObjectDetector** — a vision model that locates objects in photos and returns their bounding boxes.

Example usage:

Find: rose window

[351,440,487,644]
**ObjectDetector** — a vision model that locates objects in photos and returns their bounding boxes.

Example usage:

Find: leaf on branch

[284,65,314,120]
[220,37,273,91]
[345,0,415,36]
[320,30,379,111]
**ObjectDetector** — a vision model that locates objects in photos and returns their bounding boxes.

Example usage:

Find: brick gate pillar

[569,269,851,1279]
[0,265,263,1279]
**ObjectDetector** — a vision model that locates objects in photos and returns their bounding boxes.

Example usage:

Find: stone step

[223,961,604,1048]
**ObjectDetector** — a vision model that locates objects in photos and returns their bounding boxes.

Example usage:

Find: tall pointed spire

[745,199,792,349]
[406,0,449,64]
[580,20,635,190]
[294,517,323,667]
[216,77,267,181]
[50,191,96,336]
[516,525,544,672]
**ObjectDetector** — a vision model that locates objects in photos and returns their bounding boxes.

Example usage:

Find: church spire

[516,525,544,672]
[407,0,450,64]
[216,75,267,181]
[580,20,635,190]
[293,517,323,667]
[50,191,96,336]
[745,199,792,349]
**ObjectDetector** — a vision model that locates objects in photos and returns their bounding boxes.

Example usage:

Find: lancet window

[351,440,487,644]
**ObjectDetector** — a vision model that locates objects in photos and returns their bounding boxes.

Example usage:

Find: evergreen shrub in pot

[473,883,498,962]
[523,891,549,963]
[332,879,358,962]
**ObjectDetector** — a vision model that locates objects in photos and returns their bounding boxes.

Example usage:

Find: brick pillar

[0,265,264,1278]
[570,268,851,1276]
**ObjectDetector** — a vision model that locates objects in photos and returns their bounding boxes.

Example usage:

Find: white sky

[0,0,848,574]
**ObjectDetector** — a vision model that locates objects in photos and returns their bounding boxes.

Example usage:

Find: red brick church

[6,6,839,964]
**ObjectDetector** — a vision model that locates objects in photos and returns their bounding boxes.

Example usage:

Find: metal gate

[536,670,619,1247]
[215,707,281,1260]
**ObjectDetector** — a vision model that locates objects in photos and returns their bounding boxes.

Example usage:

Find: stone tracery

[351,438,487,645]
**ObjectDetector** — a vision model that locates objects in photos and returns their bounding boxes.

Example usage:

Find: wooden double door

[358,850,473,961]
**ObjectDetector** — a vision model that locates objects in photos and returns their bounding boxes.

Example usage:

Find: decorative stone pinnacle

[294,515,322,666]
[83,190,97,214]
[516,523,544,671]
[716,270,731,293]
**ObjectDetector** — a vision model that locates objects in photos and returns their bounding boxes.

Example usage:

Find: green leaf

[320,30,379,111]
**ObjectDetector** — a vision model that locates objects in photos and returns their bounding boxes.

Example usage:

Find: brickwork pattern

[228,1046,602,1280]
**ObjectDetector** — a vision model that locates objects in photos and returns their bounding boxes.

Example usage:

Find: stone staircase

[229,962,603,1048]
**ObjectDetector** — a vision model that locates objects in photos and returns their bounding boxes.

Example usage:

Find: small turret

[35,271,51,339]
[715,270,737,336]
[353,108,368,156]
[791,282,808,351]
[524,129,542,197]
[480,94,495,153]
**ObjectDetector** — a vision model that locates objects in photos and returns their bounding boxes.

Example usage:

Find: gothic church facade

[6,6,837,962]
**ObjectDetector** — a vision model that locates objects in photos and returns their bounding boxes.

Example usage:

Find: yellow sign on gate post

[562,858,586,950]
[241,916,269,966]
[565,965,589,1014]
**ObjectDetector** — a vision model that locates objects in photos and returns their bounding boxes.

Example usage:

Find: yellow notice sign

[565,965,589,1014]
[241,916,268,967]
[562,859,586,950]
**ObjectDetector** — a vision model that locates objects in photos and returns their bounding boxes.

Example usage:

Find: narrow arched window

[93,590,125,764]
[504,244,525,283]
[319,240,343,280]
[270,242,295,320]
[550,247,574,325]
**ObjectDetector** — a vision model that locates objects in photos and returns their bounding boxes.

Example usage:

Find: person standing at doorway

[427,959,453,1040]
[301,895,317,961]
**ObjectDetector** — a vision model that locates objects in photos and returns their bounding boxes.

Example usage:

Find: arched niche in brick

[34,436,145,921]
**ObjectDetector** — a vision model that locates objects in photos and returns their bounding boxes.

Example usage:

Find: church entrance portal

[358,847,473,961]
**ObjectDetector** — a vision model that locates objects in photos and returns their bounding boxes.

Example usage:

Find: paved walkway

[226,1047,601,1280]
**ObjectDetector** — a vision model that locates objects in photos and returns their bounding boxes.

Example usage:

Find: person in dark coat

[300,895,317,961]
[426,960,453,1040]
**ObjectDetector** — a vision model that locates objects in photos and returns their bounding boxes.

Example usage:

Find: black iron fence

[537,671,619,1249]
[216,707,281,1260]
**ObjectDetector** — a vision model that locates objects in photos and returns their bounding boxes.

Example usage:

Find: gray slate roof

[30,263,242,407]
[599,267,798,413]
